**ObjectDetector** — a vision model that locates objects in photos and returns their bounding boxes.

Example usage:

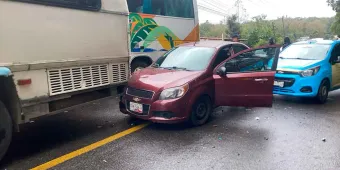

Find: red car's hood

[128,68,203,92]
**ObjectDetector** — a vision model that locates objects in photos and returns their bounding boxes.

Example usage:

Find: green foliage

[200,16,334,47]
[241,15,275,47]
[330,10,340,35]
[327,0,340,12]
[200,20,227,38]
[226,14,241,37]
[327,0,339,35]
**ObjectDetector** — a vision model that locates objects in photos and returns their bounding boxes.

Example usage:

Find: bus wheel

[0,101,12,161]
[131,60,149,73]
[315,80,329,104]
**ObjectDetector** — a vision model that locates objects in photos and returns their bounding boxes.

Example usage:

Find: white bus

[126,0,200,72]
[0,0,130,160]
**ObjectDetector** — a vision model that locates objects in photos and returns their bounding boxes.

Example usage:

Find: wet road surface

[1,91,340,170]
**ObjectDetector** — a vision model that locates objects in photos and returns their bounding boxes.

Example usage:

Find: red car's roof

[178,40,249,48]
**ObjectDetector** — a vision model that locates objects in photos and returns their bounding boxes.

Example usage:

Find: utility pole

[235,0,241,23]
[282,16,285,37]
[272,22,276,38]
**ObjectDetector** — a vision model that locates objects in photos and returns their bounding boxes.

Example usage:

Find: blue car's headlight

[300,66,320,77]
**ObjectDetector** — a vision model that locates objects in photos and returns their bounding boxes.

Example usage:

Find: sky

[198,0,336,23]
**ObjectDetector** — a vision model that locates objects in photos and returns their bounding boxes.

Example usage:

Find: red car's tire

[189,96,212,126]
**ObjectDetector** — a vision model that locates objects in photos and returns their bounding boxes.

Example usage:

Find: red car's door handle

[254,78,268,82]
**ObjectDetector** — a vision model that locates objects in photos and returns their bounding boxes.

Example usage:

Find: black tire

[131,60,149,73]
[189,96,212,126]
[0,101,12,161]
[315,80,329,104]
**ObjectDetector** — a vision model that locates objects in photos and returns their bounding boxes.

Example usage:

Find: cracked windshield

[1,0,340,169]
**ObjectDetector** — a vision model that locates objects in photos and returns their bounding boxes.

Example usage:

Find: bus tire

[0,101,12,161]
[314,79,329,104]
[131,60,149,73]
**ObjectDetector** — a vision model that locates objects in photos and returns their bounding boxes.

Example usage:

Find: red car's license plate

[129,102,143,113]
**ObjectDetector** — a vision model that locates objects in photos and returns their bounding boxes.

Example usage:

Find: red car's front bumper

[119,94,191,124]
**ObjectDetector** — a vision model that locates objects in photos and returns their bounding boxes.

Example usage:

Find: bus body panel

[0,0,129,64]
[127,0,199,71]
[0,0,130,124]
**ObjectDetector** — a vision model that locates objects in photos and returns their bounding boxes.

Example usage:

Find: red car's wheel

[189,96,212,126]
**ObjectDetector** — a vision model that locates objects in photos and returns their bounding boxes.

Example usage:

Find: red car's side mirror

[216,66,227,77]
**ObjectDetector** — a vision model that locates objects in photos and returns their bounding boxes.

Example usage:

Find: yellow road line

[31,123,149,170]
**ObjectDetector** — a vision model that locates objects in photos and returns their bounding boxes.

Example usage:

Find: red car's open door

[213,45,280,107]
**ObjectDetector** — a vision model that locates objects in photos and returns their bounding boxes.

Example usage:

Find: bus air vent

[47,64,109,96]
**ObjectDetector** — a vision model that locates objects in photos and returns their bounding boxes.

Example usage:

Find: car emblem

[133,97,141,102]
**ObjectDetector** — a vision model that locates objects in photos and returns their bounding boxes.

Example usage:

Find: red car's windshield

[154,46,215,71]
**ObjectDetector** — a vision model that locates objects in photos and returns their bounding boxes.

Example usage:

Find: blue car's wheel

[315,80,329,104]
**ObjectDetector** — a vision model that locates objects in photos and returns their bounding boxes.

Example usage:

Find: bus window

[127,0,144,13]
[127,0,194,18]
[164,0,194,18]
[12,0,101,11]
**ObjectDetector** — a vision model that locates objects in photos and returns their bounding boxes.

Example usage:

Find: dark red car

[120,41,280,126]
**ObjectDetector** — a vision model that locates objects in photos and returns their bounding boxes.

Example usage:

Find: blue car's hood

[277,59,322,70]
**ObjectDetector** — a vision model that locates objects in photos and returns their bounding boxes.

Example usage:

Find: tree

[327,0,340,12]
[200,20,226,38]
[241,14,275,47]
[331,13,340,35]
[200,20,213,37]
[226,14,241,38]
[200,17,332,47]
[327,0,340,35]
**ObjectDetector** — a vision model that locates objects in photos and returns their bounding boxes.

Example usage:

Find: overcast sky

[198,0,336,23]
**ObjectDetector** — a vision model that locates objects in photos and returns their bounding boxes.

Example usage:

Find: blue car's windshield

[280,44,331,60]
[154,46,216,71]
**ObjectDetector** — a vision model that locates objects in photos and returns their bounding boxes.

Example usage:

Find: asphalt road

[1,91,340,170]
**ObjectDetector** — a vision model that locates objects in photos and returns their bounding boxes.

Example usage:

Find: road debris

[103,160,107,163]
[213,125,218,127]
[97,125,103,129]
[218,136,222,140]
[255,117,260,120]
[264,137,269,140]
[322,138,326,142]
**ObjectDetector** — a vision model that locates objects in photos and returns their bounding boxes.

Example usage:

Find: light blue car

[273,39,340,103]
